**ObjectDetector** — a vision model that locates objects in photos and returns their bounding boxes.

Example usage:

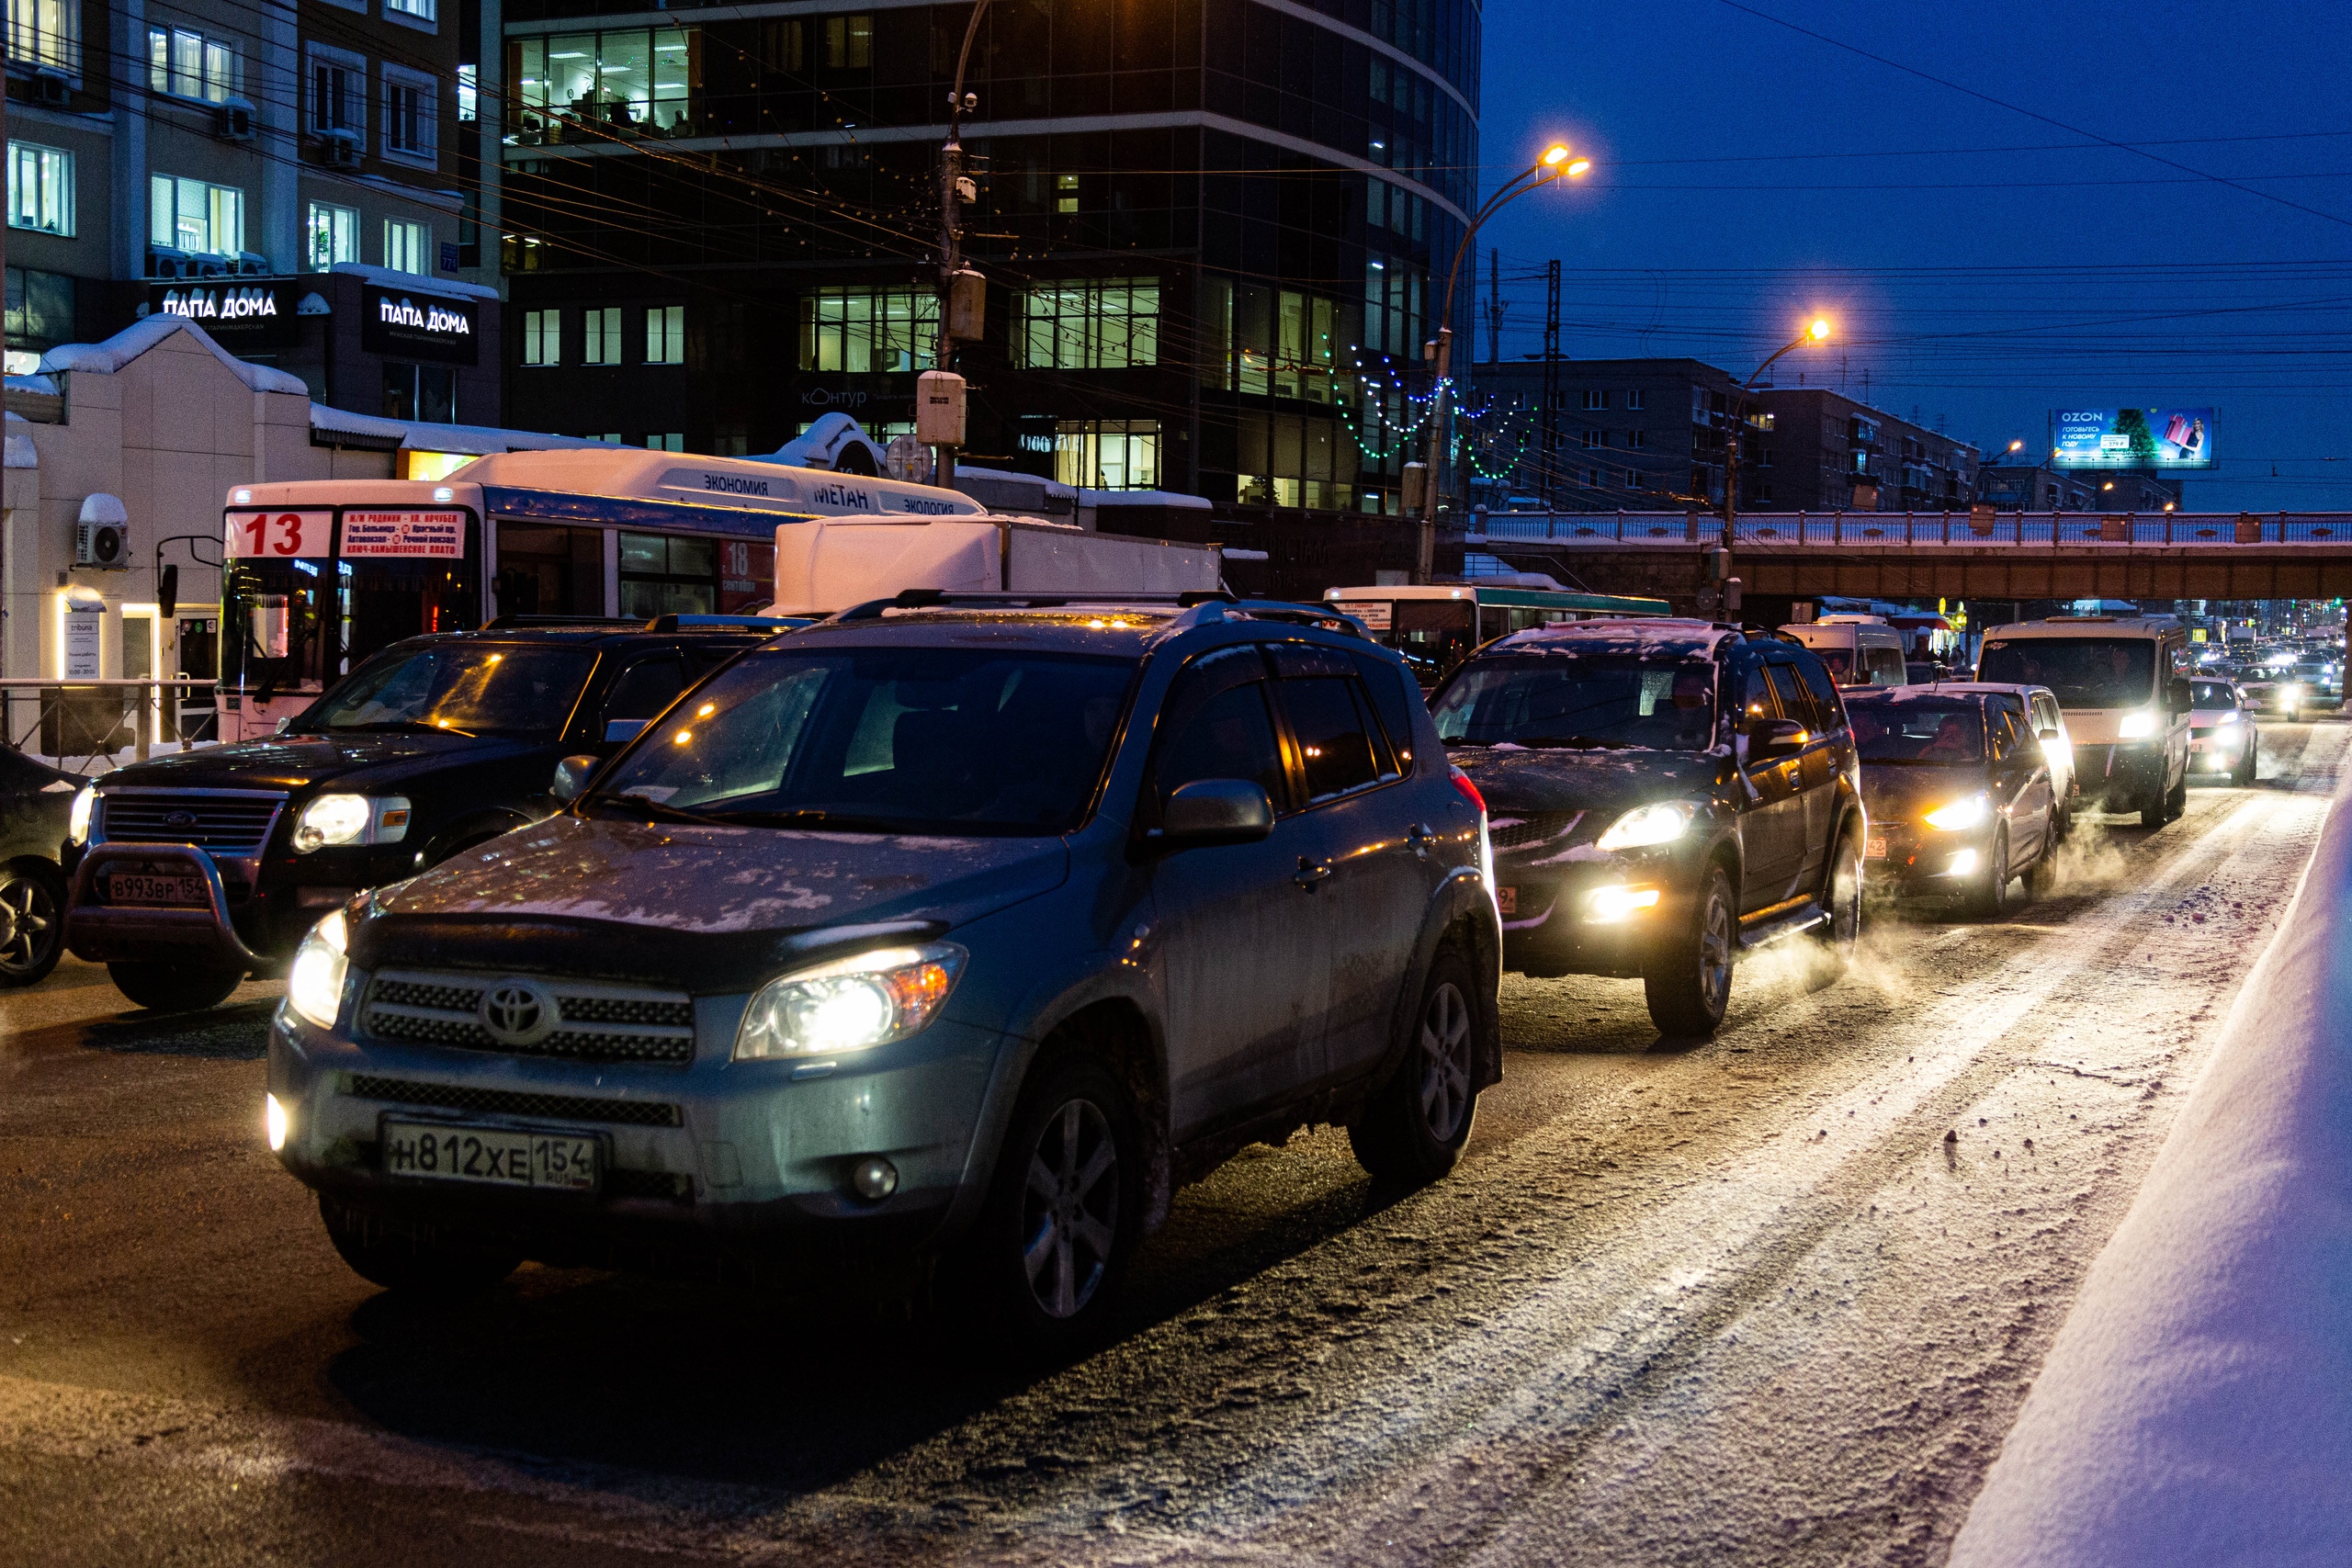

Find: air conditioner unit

[75,499,130,570]
[212,100,255,141]
[29,70,71,107]
[311,130,359,168]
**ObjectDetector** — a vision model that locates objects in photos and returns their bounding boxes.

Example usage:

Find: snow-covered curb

[1950,772,2352,1567]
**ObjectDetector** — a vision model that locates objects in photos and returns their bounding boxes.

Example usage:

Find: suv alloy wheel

[1969,823,2018,919]
[1807,835,1861,982]
[977,1057,1141,1346]
[0,864,64,987]
[1350,946,1482,1185]
[1645,864,1735,1037]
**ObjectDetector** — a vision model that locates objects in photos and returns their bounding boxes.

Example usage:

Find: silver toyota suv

[266,593,1500,1342]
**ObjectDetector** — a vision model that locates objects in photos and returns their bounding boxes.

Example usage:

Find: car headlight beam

[734,942,967,1061]
[1595,801,1696,852]
[285,908,349,1031]
[293,794,412,853]
[1924,792,1990,831]
[68,785,96,846]
[2117,708,2158,739]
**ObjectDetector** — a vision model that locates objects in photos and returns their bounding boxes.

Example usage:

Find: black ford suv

[1434,619,1864,1035]
[62,618,785,1012]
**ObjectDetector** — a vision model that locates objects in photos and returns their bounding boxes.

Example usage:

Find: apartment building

[6,0,487,418]
[1459,356,1757,513]
[1756,388,1978,513]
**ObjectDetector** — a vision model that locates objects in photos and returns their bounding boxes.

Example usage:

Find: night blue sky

[1471,0,2352,511]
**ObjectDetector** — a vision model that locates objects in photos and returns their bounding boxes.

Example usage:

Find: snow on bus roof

[443,447,987,516]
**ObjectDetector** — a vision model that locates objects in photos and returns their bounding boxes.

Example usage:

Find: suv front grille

[101,792,286,852]
[1489,811,1581,852]
[362,971,697,1065]
[346,1073,682,1127]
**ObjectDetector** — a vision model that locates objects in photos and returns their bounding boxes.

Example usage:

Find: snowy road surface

[3,721,2343,1567]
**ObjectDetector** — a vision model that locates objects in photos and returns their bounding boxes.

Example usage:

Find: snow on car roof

[1494,616,1728,659]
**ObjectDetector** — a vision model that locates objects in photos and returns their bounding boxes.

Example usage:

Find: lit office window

[457,63,477,122]
[583,306,622,365]
[304,201,356,269]
[646,433,684,452]
[8,0,80,75]
[149,175,244,256]
[797,287,936,373]
[523,310,561,367]
[383,219,428,275]
[508,28,696,143]
[1013,279,1159,370]
[1054,421,1160,491]
[8,143,74,236]
[386,0,436,22]
[645,304,684,365]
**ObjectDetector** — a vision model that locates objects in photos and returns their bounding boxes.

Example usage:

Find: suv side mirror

[1156,779,1273,846]
[1745,716,1807,762]
[550,754,601,805]
[2168,676,2193,715]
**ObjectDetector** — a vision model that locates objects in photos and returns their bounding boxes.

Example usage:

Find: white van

[1975,615,2192,826]
[1781,615,1910,689]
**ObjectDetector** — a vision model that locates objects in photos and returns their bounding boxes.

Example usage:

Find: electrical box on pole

[945,269,986,344]
[1706,547,1732,581]
[917,371,968,448]
[1401,463,1429,516]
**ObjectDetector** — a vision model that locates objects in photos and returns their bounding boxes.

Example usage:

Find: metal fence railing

[0,680,220,776]
[1469,511,2352,548]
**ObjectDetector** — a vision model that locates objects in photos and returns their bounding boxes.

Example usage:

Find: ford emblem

[164,810,198,828]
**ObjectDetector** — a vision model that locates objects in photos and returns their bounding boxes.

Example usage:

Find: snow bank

[1950,768,2352,1566]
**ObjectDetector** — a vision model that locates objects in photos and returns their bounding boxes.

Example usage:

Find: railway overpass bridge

[1468,511,2352,621]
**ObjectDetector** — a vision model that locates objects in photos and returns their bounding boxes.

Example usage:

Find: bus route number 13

[228,510,330,559]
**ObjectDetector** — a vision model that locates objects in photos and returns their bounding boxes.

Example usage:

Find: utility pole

[930,1,993,491]
[1541,260,1561,508]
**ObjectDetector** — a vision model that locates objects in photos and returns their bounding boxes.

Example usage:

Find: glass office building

[497,0,1478,513]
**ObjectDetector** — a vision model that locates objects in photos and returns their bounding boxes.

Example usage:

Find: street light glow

[1566,159,1592,177]
[1542,144,1571,165]
[1807,318,1832,342]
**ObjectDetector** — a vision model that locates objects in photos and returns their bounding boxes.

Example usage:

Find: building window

[1362,258,1423,362]
[309,44,366,139]
[148,28,238,103]
[6,266,75,371]
[150,175,243,258]
[304,202,357,269]
[646,433,684,452]
[645,304,684,365]
[381,220,428,274]
[1579,429,1606,449]
[1056,173,1080,214]
[1582,389,1610,411]
[713,423,749,457]
[1627,389,1645,410]
[508,28,697,143]
[523,309,560,367]
[1013,278,1159,370]
[384,68,438,162]
[618,532,717,616]
[1626,428,1646,449]
[384,363,456,423]
[583,306,622,365]
[386,0,436,23]
[797,286,935,373]
[7,144,74,237]
[823,14,872,68]
[7,0,79,75]
[1054,420,1159,491]
[457,64,477,122]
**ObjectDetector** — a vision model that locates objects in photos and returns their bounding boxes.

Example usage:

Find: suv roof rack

[639,614,807,632]
[828,587,1363,637]
[481,615,640,629]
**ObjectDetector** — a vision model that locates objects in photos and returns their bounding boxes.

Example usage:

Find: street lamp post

[1415,144,1588,583]
[1714,317,1830,614]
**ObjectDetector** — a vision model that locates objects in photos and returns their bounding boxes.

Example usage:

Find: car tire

[972,1056,1143,1349]
[2234,739,2258,786]
[2165,768,2188,821]
[107,959,245,1012]
[1805,835,1861,984]
[1645,864,1736,1038]
[0,862,66,987]
[2138,779,2167,828]
[319,1193,520,1297]
[2027,823,2061,899]
[1968,824,2018,919]
[1350,946,1483,1186]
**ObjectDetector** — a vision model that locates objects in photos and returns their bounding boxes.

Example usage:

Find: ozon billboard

[2049,408,2217,470]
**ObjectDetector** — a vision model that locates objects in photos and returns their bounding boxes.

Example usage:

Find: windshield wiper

[585,795,717,826]
[329,720,478,738]
[707,808,922,832]
[1514,734,1634,750]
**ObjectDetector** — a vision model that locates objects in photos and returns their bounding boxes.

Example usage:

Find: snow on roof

[441,446,986,516]
[309,403,624,455]
[5,416,35,469]
[40,315,310,394]
[325,262,501,301]
[1500,617,1727,657]
[955,463,1077,502]
[762,412,889,473]
[1083,487,1214,510]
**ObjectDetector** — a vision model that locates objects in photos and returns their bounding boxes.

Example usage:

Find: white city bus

[217,447,984,739]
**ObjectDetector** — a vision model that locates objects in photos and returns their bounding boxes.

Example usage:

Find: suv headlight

[1924,793,1989,831]
[292,794,411,852]
[1595,801,1695,852]
[286,908,349,1031]
[2117,708,2158,739]
[733,942,967,1061]
[68,785,96,846]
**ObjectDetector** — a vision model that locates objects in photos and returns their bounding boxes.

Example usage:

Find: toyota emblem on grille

[164,810,198,828]
[480,978,560,1047]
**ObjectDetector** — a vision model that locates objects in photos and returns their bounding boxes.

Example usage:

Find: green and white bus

[1323,582,1675,687]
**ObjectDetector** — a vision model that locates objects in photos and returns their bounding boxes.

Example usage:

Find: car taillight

[1450,765,1487,815]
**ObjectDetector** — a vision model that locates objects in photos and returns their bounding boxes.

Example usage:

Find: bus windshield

[297,644,597,739]
[1978,638,2154,708]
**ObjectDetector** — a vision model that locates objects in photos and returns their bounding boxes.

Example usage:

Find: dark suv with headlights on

[62,619,779,1012]
[264,595,1499,1343]
[1845,688,2059,917]
[1434,619,1864,1037]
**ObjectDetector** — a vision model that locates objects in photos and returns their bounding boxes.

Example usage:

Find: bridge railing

[1470,511,2351,547]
